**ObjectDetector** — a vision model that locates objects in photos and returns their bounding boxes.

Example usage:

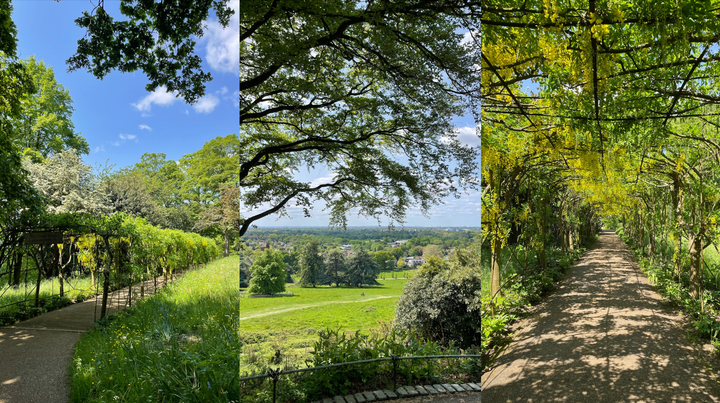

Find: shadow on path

[481,230,720,402]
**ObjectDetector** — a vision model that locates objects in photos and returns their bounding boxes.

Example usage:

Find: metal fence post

[392,355,398,390]
[268,368,282,403]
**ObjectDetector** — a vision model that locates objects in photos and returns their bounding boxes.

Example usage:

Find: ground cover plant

[70,255,239,403]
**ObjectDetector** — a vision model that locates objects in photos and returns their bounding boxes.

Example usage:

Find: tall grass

[0,272,113,326]
[70,255,240,403]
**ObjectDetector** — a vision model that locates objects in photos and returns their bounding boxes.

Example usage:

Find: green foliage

[71,256,239,403]
[239,0,480,234]
[12,56,88,159]
[422,244,443,258]
[299,240,323,287]
[373,250,395,271]
[394,252,481,349]
[346,249,379,287]
[66,0,235,103]
[324,249,347,287]
[248,249,287,295]
[180,134,240,205]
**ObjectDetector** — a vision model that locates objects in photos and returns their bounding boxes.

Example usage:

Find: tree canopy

[239,0,480,236]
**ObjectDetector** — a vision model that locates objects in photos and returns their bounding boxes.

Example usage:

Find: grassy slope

[240,278,410,372]
[71,255,239,403]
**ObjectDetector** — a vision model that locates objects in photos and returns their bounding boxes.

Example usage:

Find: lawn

[70,255,239,403]
[240,276,412,373]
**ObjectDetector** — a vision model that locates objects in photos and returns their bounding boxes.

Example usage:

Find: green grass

[70,255,239,403]
[240,278,410,374]
[0,272,121,326]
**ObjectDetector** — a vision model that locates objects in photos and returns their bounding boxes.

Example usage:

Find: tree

[0,1,45,228]
[10,56,89,161]
[346,249,378,288]
[180,134,240,205]
[104,172,164,226]
[131,153,187,209]
[423,244,443,258]
[239,0,480,236]
[23,148,111,216]
[324,249,347,287]
[408,246,422,257]
[397,257,406,269]
[247,249,286,295]
[299,240,323,287]
[195,185,240,257]
[66,0,236,104]
[373,250,395,271]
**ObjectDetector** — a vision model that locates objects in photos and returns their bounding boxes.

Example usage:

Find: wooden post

[35,262,42,308]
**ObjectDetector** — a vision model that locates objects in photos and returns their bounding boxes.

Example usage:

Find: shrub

[393,253,481,349]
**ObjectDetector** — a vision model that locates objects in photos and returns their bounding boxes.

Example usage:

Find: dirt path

[0,274,180,403]
[239,296,395,321]
[481,230,720,403]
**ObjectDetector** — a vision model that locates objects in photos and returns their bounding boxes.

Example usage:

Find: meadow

[70,255,239,403]
[240,274,414,373]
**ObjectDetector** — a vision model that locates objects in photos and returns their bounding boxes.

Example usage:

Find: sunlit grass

[70,255,239,403]
[239,278,409,374]
[0,271,117,325]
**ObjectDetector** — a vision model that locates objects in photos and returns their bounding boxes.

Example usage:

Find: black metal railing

[239,354,481,403]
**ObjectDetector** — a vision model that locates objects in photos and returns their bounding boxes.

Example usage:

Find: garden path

[0,274,177,403]
[481,230,720,402]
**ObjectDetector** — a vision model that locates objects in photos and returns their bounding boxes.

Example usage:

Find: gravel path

[0,274,178,403]
[481,230,720,402]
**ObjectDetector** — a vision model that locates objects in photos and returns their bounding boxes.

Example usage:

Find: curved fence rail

[240,354,481,403]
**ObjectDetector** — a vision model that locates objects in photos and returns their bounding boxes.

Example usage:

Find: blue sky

[12,1,239,171]
[13,2,478,229]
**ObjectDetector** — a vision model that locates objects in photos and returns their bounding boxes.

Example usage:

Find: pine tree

[347,249,379,288]
[324,250,347,287]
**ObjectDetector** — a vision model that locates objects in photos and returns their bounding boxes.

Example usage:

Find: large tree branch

[239,179,350,237]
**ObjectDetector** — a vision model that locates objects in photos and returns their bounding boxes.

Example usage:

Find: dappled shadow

[481,230,720,402]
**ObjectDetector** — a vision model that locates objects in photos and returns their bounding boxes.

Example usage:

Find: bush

[393,253,481,349]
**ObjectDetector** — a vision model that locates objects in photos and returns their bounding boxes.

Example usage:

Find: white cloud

[112,141,120,147]
[202,0,239,73]
[138,124,152,131]
[132,86,178,112]
[119,133,137,141]
[185,109,189,115]
[219,86,228,95]
[93,145,105,153]
[193,94,220,114]
[456,126,480,147]
[310,174,336,187]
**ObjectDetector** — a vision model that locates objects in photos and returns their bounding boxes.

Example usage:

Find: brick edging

[311,383,481,403]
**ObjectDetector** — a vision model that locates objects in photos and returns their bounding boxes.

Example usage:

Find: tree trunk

[490,235,502,300]
[672,175,683,278]
[101,270,110,319]
[12,251,22,287]
[224,226,230,257]
[690,235,702,299]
